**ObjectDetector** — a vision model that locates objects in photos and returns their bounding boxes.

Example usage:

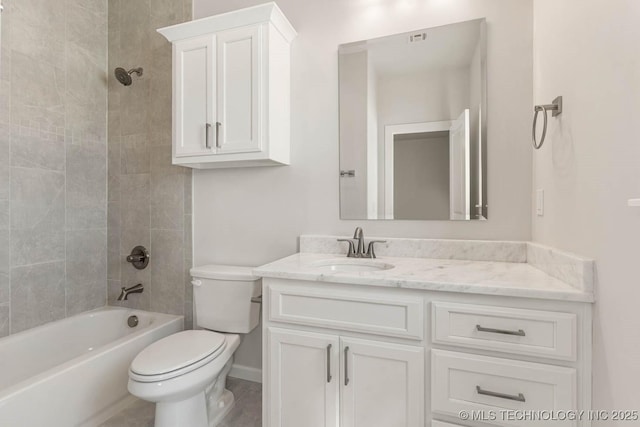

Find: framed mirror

[339,19,487,220]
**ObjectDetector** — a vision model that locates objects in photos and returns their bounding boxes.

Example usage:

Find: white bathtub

[0,306,182,427]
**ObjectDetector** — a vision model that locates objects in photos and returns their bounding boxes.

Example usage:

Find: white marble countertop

[254,252,595,303]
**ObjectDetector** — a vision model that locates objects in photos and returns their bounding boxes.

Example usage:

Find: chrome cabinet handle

[476,325,526,337]
[215,122,221,148]
[344,346,350,386]
[326,344,332,383]
[205,123,212,149]
[476,385,526,402]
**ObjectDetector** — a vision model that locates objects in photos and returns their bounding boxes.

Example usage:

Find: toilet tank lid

[190,264,259,281]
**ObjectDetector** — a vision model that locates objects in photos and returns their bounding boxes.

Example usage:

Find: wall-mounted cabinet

[158,3,296,168]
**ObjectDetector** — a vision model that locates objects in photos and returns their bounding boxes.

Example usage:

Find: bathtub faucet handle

[118,283,144,301]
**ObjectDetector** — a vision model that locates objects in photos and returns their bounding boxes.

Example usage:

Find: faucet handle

[366,241,387,259]
[337,239,356,257]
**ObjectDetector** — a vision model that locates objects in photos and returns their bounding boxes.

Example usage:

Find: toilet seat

[129,330,227,382]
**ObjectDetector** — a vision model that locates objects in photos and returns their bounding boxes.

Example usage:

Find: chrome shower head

[114,67,143,86]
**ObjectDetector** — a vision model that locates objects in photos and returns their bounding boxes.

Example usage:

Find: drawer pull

[476,385,526,402]
[476,324,526,336]
[326,344,332,383]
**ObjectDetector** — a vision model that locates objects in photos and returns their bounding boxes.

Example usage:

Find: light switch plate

[536,189,544,216]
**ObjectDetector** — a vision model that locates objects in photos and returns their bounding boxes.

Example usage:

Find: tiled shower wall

[0,0,194,337]
[0,0,109,336]
[107,0,193,328]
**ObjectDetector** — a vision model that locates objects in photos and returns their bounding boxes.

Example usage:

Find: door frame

[384,121,453,220]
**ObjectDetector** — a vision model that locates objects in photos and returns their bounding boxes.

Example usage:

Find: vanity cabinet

[267,329,424,427]
[158,3,296,168]
[262,279,592,427]
[265,282,425,427]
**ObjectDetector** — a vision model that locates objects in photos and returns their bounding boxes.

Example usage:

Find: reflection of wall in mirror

[394,135,450,220]
[376,67,470,215]
[339,51,369,219]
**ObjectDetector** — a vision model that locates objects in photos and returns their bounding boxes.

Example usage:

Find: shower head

[114,67,143,86]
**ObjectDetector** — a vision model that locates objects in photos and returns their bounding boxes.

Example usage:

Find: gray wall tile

[120,174,150,230]
[106,0,192,324]
[11,261,66,333]
[11,168,66,266]
[10,51,65,129]
[0,230,9,303]
[11,167,65,230]
[66,143,108,230]
[0,303,9,338]
[2,0,109,336]
[150,229,184,315]
[121,134,150,174]
[66,230,107,316]
[11,129,66,171]
[150,172,184,230]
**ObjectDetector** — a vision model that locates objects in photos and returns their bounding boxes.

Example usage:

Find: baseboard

[229,363,262,383]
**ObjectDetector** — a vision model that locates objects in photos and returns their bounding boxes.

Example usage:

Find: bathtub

[0,306,182,427]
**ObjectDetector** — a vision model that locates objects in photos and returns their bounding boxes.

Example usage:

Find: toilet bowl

[127,265,261,427]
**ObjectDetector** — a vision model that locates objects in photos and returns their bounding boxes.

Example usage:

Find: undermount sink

[310,259,395,272]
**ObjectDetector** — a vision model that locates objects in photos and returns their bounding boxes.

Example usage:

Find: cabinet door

[267,328,339,427]
[173,35,216,157]
[341,337,424,427]
[216,25,262,154]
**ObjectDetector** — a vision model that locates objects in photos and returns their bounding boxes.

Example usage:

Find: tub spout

[118,283,144,301]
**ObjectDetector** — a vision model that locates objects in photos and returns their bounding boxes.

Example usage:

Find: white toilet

[127,265,261,427]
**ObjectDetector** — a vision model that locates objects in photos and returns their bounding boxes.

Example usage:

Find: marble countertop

[254,252,595,303]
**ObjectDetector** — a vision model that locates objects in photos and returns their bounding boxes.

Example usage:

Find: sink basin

[310,259,395,273]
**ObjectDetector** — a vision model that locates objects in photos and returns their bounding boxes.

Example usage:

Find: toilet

[127,265,261,427]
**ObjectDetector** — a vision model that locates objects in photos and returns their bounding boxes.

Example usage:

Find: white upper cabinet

[158,3,296,168]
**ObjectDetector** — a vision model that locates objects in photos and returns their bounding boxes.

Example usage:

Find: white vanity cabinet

[262,278,592,427]
[264,281,425,427]
[157,3,296,168]
[267,329,424,427]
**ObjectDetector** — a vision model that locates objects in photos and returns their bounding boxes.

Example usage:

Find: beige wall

[0,0,108,335]
[107,0,194,326]
[193,0,533,371]
[533,0,640,415]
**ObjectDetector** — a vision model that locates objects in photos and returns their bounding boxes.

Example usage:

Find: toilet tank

[190,265,261,333]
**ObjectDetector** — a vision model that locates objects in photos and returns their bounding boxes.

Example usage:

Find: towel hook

[532,96,562,149]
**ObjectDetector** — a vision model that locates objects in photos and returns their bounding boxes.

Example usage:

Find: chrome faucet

[118,283,144,301]
[338,227,386,259]
[353,227,365,256]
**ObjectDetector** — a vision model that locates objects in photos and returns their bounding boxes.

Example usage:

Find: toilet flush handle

[191,280,202,287]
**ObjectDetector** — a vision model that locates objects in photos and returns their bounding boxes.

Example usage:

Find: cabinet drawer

[268,285,424,340]
[432,302,577,360]
[432,350,577,427]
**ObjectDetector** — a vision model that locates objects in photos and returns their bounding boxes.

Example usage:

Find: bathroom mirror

[339,19,487,220]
